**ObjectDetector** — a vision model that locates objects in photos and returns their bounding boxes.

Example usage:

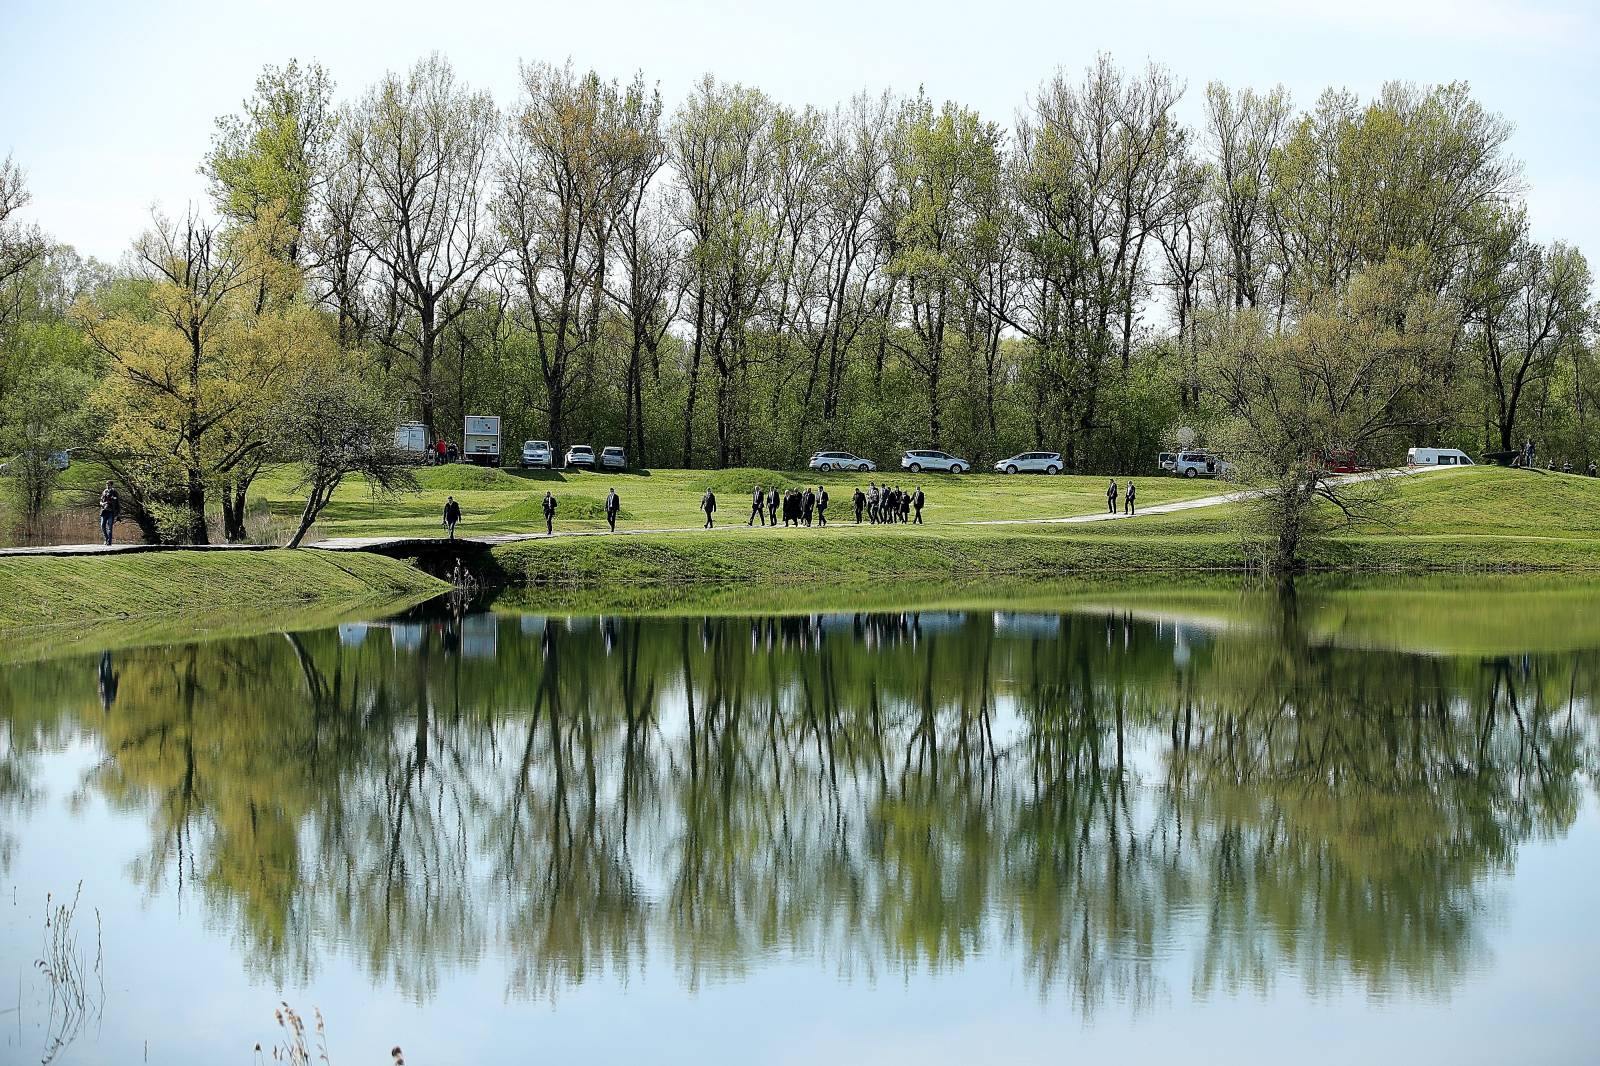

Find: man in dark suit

[802,488,815,527]
[766,487,780,526]
[816,485,829,527]
[701,490,717,528]
[541,491,557,534]
[853,487,866,524]
[912,486,925,524]
[749,485,765,525]
[606,488,621,532]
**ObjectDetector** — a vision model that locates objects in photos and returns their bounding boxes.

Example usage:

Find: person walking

[853,486,866,524]
[443,496,462,540]
[868,483,880,524]
[605,488,621,532]
[98,480,120,546]
[766,487,780,527]
[541,491,557,535]
[912,485,925,524]
[816,485,829,527]
[802,487,816,527]
[899,488,911,523]
[701,489,717,529]
[749,485,765,525]
[1123,480,1136,515]
[1106,478,1118,515]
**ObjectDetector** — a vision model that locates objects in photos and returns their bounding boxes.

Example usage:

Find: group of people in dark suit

[853,483,923,524]
[743,485,836,527]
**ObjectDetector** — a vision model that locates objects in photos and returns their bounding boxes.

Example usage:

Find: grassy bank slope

[488,467,1600,586]
[0,549,447,631]
[250,464,1220,541]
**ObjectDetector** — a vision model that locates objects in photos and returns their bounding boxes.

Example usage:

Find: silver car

[994,451,1062,475]
[809,451,876,472]
[600,446,627,470]
[901,449,969,474]
[520,440,552,468]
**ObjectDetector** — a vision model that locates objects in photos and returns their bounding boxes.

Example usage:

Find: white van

[1406,447,1474,467]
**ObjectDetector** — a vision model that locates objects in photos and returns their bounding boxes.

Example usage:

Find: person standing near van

[98,480,120,547]
[1124,481,1136,515]
[1106,478,1118,515]
[443,496,462,540]
[605,488,621,532]
[541,491,557,535]
[701,490,717,529]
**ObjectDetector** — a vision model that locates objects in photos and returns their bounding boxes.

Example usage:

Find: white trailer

[393,421,429,459]
[462,415,502,466]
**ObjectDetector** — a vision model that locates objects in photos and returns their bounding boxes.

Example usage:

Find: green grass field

[248,463,1223,540]
[5,465,1600,637]
[473,465,1600,585]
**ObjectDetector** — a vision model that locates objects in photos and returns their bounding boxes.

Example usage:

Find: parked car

[600,446,627,470]
[1157,451,1177,473]
[1323,449,1368,474]
[901,449,969,474]
[993,451,1062,475]
[520,440,553,469]
[565,444,595,469]
[1172,451,1232,478]
[393,422,430,460]
[809,451,876,472]
[1406,447,1474,467]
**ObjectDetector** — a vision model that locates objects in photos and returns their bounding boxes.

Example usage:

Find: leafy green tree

[272,354,416,547]
[1201,256,1456,572]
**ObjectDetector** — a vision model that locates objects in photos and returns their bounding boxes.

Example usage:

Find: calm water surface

[3,585,1599,1063]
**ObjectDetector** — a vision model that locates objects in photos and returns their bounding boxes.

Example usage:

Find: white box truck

[393,421,429,460]
[462,415,502,466]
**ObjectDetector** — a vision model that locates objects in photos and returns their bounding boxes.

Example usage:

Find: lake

[4,580,1599,1063]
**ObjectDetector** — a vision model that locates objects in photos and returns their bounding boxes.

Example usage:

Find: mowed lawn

[252,463,1224,542]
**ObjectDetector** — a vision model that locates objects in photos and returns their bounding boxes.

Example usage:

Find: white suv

[565,444,595,469]
[902,449,968,474]
[809,451,876,472]
[600,446,627,470]
[520,440,552,468]
[994,451,1062,474]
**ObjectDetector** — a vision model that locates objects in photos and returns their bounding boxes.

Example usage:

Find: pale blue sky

[2,0,1595,262]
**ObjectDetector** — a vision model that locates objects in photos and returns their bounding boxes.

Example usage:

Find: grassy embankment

[246,462,1222,540]
[4,465,1598,639]
[0,549,447,648]
[481,465,1600,587]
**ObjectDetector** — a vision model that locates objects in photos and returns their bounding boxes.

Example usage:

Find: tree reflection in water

[4,602,1595,1015]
